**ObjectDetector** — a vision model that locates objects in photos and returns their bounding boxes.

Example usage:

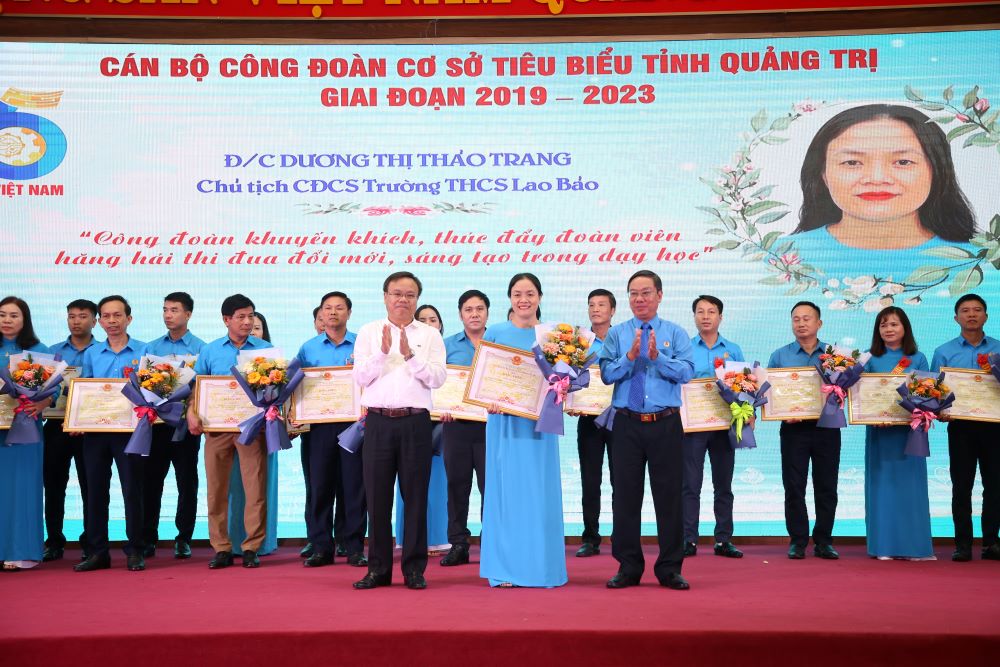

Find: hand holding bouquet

[0,352,68,444]
[896,371,955,457]
[122,355,196,456]
[231,349,305,454]
[714,361,770,449]
[816,345,870,429]
[531,323,597,435]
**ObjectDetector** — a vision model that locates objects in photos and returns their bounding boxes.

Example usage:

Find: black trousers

[363,410,433,579]
[577,415,613,546]
[307,422,367,555]
[442,420,486,546]
[142,424,201,546]
[682,430,735,543]
[948,421,1000,549]
[83,433,144,557]
[780,421,841,547]
[42,420,89,550]
[611,412,684,582]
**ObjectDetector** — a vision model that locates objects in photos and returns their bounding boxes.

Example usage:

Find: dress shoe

[127,553,146,571]
[174,540,192,559]
[74,553,111,572]
[714,541,744,559]
[982,544,1000,561]
[440,544,470,566]
[404,573,427,590]
[242,550,260,568]
[42,546,64,562]
[683,541,698,557]
[336,544,348,558]
[660,573,690,590]
[209,551,234,569]
[814,544,840,560]
[304,552,334,567]
[299,542,314,558]
[788,544,806,560]
[353,572,391,589]
[952,547,972,562]
[575,543,600,558]
[606,572,641,589]
[142,544,156,558]
[347,552,369,567]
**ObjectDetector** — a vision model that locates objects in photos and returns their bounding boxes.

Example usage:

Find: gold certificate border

[288,366,361,424]
[463,340,546,421]
[847,373,911,426]
[63,377,137,433]
[42,366,80,420]
[760,366,823,421]
[680,378,731,433]
[194,375,260,433]
[941,367,1000,424]
[431,365,488,423]
[563,367,612,417]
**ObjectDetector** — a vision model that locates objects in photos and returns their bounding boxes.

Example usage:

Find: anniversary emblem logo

[0,88,67,185]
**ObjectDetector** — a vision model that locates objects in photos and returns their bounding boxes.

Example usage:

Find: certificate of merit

[195,376,263,432]
[463,341,548,420]
[680,378,731,432]
[431,366,487,422]
[940,367,1000,423]
[847,374,911,425]
[63,378,137,432]
[290,366,360,423]
[761,367,824,421]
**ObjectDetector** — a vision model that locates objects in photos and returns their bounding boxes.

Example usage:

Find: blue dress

[228,450,279,555]
[395,424,449,548]
[863,348,933,558]
[479,322,567,588]
[0,339,48,563]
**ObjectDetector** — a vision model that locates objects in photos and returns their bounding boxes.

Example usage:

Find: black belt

[617,407,679,423]
[367,407,428,418]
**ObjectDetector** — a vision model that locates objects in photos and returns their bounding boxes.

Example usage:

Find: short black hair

[383,271,422,296]
[98,295,131,317]
[164,291,194,313]
[588,289,616,310]
[692,295,724,314]
[320,291,353,311]
[312,305,321,319]
[627,270,662,292]
[791,300,821,318]
[221,294,255,317]
[954,293,987,313]
[66,299,98,316]
[458,289,490,311]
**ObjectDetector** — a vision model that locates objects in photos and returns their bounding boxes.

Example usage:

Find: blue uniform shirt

[767,339,829,369]
[296,331,357,367]
[47,336,99,367]
[930,335,1000,372]
[599,315,694,411]
[691,333,745,379]
[145,330,206,358]
[193,335,272,376]
[444,330,479,366]
[81,337,147,378]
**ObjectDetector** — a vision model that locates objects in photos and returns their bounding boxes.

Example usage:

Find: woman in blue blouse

[0,296,50,571]
[863,305,934,560]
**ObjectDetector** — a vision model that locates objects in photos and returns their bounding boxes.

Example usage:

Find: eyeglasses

[628,289,657,300]
[386,291,419,302]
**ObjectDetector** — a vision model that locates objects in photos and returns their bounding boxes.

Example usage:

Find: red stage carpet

[2,544,998,666]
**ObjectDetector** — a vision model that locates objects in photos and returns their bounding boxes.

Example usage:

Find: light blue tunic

[863,349,933,558]
[0,339,48,562]
[479,322,567,588]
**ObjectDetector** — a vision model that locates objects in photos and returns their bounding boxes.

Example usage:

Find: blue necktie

[628,323,650,411]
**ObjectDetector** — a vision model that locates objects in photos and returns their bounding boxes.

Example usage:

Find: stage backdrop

[3,30,998,540]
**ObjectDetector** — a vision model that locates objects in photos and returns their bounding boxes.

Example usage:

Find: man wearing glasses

[599,270,695,590]
[352,272,447,590]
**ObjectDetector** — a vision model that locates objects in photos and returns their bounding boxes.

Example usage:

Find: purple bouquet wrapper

[122,374,191,456]
[531,345,595,436]
[230,361,305,454]
[0,365,64,445]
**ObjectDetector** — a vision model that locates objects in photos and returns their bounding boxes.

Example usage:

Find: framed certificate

[941,367,1000,423]
[761,367,824,421]
[847,374,911,425]
[289,366,361,424]
[680,378,731,432]
[63,378,138,432]
[194,375,263,432]
[464,341,548,420]
[563,367,613,417]
[0,393,14,430]
[42,366,80,420]
[432,365,487,423]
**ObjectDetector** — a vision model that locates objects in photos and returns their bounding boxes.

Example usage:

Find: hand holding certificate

[431,366,487,422]
[290,366,361,423]
[463,341,548,420]
[680,379,731,434]
[564,368,613,417]
[940,367,1000,424]
[847,374,913,426]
